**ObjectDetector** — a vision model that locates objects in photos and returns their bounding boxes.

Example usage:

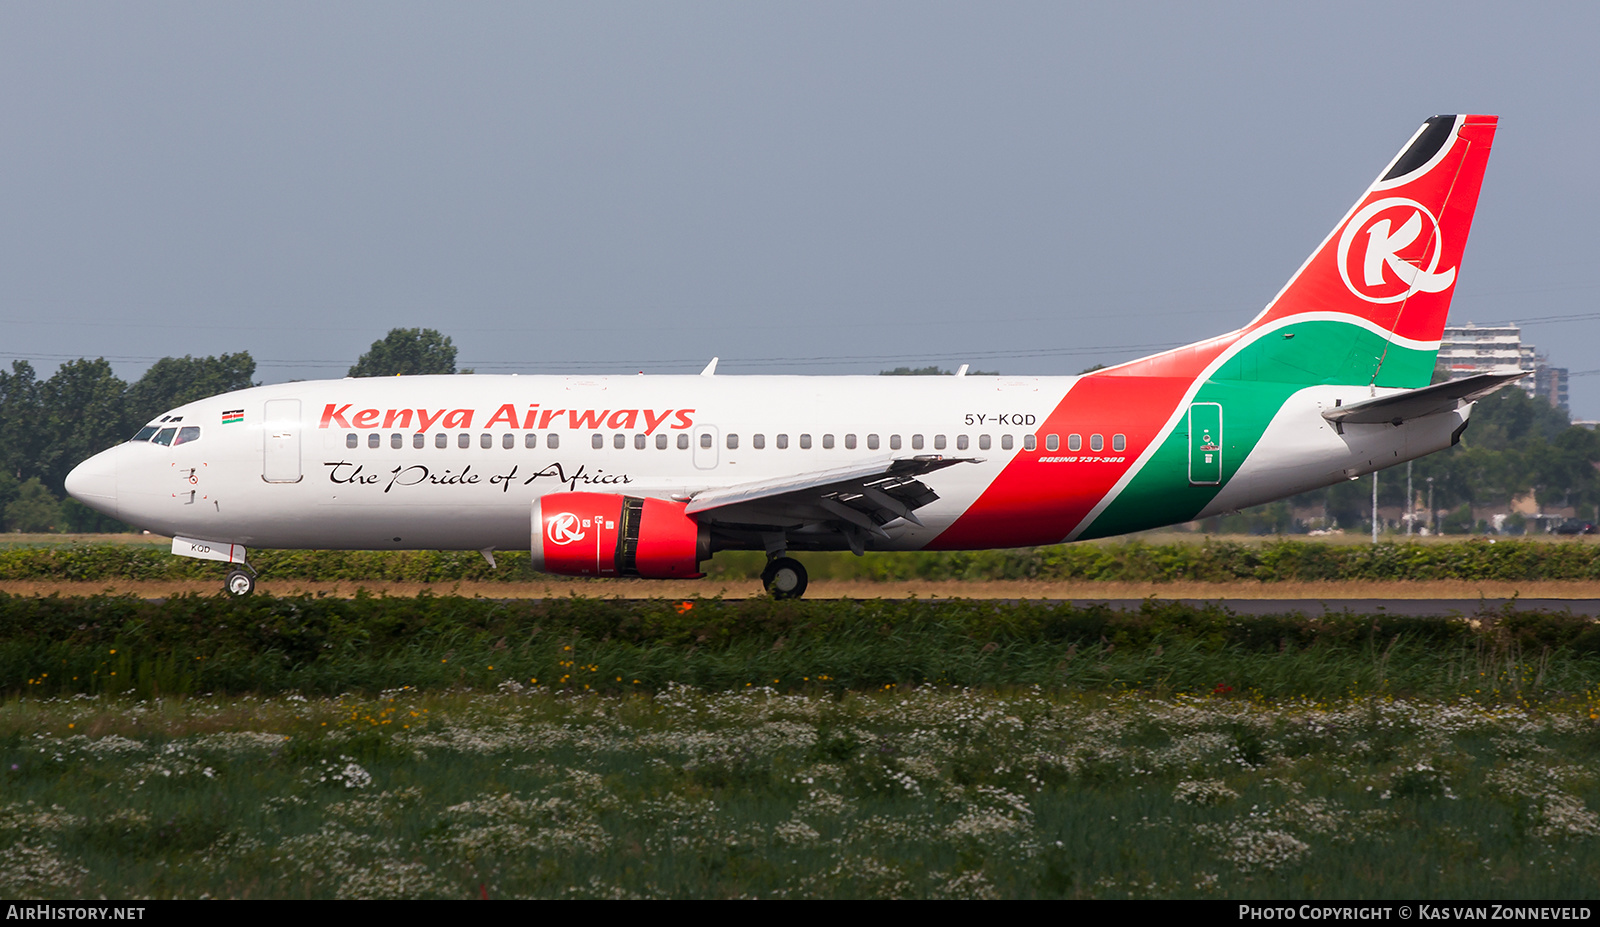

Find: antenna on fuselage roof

[700,357,719,376]
[955,364,969,376]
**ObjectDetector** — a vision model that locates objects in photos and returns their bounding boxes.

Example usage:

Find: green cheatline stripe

[1079,321,1435,539]
[1210,318,1437,390]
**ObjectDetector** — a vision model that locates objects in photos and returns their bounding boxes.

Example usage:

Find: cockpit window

[173,426,201,446]
[130,426,159,442]
[151,428,177,446]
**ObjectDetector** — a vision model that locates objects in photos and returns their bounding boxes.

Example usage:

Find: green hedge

[6,593,1600,700]
[7,538,1600,583]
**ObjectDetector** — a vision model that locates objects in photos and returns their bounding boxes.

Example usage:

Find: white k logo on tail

[1337,197,1456,303]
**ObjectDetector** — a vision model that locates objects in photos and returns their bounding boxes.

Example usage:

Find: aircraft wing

[684,455,978,552]
[1321,372,1527,426]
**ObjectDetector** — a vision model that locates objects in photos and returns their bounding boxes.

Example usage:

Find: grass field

[4,686,1599,899]
[5,593,1599,899]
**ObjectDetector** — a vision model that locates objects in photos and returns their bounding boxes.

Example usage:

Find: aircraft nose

[64,447,120,519]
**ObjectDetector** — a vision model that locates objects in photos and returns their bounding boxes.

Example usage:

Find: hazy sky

[4,3,1598,412]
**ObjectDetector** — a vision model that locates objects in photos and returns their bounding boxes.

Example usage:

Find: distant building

[1533,364,1570,412]
[1439,323,1568,412]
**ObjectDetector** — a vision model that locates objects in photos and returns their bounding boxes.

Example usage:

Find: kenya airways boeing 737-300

[65,114,1511,598]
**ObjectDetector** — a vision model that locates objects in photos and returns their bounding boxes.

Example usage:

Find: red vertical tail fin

[1097,115,1496,388]
[1242,114,1498,385]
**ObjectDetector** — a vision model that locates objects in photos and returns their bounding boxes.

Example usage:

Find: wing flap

[685,455,977,533]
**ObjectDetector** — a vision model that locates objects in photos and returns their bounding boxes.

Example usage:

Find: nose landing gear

[761,556,808,600]
[168,537,257,596]
[224,568,257,596]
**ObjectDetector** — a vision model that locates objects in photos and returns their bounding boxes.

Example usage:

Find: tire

[225,570,256,596]
[760,557,808,600]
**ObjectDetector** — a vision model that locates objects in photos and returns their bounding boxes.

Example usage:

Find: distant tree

[58,496,132,533]
[1078,363,1108,374]
[1457,386,1570,447]
[127,353,257,423]
[349,329,457,377]
[1440,503,1476,534]
[1323,476,1370,529]
[37,359,129,494]
[0,361,42,481]
[879,366,1000,376]
[0,470,19,526]
[4,478,61,533]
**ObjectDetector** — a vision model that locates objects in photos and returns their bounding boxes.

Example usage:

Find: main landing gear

[761,556,808,600]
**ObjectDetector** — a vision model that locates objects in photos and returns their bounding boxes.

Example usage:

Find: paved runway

[1055,598,1600,616]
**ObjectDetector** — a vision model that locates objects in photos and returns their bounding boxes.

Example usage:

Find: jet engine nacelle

[531,492,708,579]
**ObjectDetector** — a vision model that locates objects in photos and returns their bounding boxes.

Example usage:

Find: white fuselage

[65,372,1464,555]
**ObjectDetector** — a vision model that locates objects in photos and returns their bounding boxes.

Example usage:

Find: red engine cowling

[531,492,707,578]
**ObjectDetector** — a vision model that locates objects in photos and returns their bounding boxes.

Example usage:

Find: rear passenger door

[1187,402,1222,486]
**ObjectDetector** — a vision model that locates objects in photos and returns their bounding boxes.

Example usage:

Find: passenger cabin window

[1090,434,1104,452]
[700,433,713,449]
[635,434,647,450]
[481,433,493,449]
[957,435,969,450]
[592,434,604,449]
[457,433,471,449]
[868,434,880,450]
[1113,434,1126,451]
[1023,435,1036,451]
[548,434,559,449]
[677,434,689,449]
[979,435,991,450]
[726,434,738,449]
[845,434,857,449]
[1001,435,1013,450]
[777,434,789,449]
[890,435,901,450]
[911,435,924,450]
[345,433,357,449]
[614,433,626,449]
[368,433,380,449]
[753,434,765,449]
[525,433,538,448]
[414,434,426,449]
[799,434,812,449]
[392,433,403,449]
[657,434,669,449]
[934,435,947,450]
[436,433,448,448]
[822,434,834,449]
[503,433,515,449]
[1068,434,1081,451]
[1046,434,1059,451]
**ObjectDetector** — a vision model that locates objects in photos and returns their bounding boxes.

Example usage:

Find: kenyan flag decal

[222,409,244,425]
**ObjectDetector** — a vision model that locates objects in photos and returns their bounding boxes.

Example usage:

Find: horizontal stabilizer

[1321,372,1526,426]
